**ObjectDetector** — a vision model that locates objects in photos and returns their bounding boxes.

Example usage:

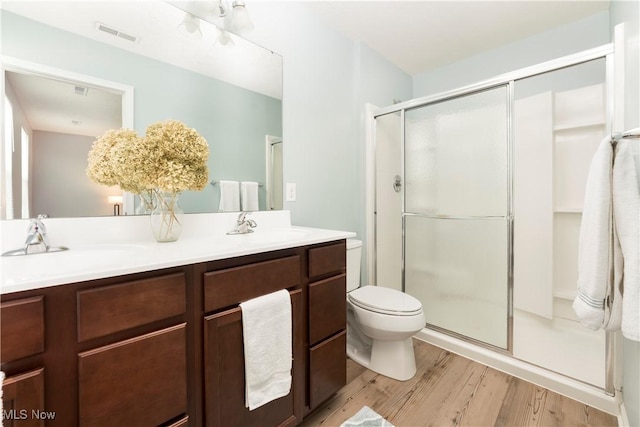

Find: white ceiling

[306,0,610,76]
[2,0,611,136]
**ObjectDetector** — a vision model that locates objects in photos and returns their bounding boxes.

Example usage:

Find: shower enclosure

[371,45,615,394]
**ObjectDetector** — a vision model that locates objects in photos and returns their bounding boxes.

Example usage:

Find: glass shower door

[403,86,510,349]
[512,58,608,387]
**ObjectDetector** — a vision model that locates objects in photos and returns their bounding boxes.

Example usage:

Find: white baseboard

[415,328,621,417]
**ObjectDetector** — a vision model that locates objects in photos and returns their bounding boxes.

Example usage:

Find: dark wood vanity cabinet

[306,242,347,413]
[1,268,191,427]
[0,296,46,427]
[0,240,347,426]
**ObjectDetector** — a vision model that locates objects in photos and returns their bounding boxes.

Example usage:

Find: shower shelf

[553,207,583,213]
[553,121,606,132]
[553,290,577,300]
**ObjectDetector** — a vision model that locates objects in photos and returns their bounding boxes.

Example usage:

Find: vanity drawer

[1,296,45,363]
[204,255,300,313]
[308,275,346,345]
[77,272,186,342]
[308,242,346,279]
[309,330,346,410]
[78,323,187,427]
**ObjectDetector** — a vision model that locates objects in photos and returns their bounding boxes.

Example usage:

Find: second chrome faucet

[227,211,257,235]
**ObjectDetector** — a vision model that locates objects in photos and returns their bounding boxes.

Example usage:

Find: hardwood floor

[301,339,617,427]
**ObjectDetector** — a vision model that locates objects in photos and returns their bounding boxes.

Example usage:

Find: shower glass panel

[404,87,508,217]
[405,216,509,347]
[513,58,607,387]
[404,85,510,349]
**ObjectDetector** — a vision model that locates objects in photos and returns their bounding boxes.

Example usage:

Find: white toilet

[346,239,426,381]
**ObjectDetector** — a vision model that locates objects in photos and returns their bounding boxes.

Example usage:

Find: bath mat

[340,406,394,427]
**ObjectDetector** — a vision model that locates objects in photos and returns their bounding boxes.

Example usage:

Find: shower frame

[369,42,617,396]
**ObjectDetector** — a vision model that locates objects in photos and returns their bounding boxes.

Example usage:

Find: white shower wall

[513,76,608,388]
[374,112,402,291]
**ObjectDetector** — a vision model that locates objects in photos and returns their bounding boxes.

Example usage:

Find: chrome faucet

[2,214,68,257]
[229,211,257,234]
[24,215,50,254]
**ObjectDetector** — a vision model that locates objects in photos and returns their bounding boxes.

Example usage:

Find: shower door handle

[393,175,402,193]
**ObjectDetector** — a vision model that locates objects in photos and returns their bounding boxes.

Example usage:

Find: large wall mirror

[0,0,283,219]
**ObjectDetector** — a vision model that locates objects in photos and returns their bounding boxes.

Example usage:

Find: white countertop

[1,211,356,294]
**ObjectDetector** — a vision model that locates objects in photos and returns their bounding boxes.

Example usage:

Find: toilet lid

[348,286,423,316]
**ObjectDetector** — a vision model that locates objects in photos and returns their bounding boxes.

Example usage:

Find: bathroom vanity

[0,211,353,426]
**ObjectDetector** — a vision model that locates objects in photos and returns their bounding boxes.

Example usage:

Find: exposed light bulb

[216,28,235,47]
[177,13,202,39]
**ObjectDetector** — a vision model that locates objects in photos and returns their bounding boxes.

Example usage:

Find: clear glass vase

[136,189,157,215]
[150,191,183,242]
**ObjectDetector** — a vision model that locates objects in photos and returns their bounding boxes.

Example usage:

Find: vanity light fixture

[211,0,253,46]
[176,1,254,46]
[177,12,203,39]
[230,1,254,35]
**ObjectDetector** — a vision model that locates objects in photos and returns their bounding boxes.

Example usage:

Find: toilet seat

[348,286,422,316]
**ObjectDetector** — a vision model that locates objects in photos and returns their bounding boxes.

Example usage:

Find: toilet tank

[346,239,362,292]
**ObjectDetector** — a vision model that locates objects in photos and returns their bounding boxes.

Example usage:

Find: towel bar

[611,127,640,143]
[210,180,263,187]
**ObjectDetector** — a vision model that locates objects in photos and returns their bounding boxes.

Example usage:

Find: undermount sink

[229,228,311,244]
[70,243,148,253]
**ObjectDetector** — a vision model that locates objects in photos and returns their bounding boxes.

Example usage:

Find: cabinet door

[78,324,187,427]
[2,368,45,427]
[309,331,346,410]
[204,290,302,427]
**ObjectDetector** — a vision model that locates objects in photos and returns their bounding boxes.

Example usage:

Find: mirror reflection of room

[0,1,283,219]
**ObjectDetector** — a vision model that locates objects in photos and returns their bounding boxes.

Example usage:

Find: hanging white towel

[240,289,292,410]
[218,180,240,212]
[612,142,640,341]
[241,181,259,212]
[603,222,623,331]
[573,137,615,329]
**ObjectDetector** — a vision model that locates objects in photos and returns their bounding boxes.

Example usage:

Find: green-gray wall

[1,10,282,213]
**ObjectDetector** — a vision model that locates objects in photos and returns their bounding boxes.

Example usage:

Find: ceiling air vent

[95,22,139,44]
[74,85,88,96]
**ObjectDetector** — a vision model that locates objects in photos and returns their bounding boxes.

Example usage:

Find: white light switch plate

[286,183,296,201]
